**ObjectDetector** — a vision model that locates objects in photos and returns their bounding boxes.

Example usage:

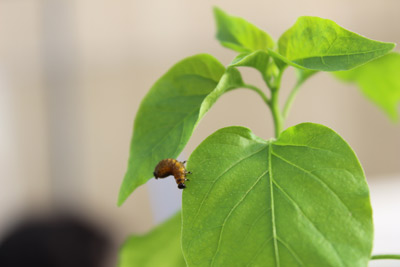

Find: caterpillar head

[178,183,186,189]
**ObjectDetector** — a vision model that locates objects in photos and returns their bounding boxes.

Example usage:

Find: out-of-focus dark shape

[0,214,110,267]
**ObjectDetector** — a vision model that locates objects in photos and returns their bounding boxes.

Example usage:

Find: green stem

[262,73,274,91]
[243,70,286,138]
[370,254,400,260]
[268,70,284,138]
[270,89,284,138]
[242,83,283,138]
[242,84,270,106]
[282,79,305,119]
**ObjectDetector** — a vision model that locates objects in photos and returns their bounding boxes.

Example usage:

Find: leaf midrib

[267,141,347,266]
[268,143,280,267]
[291,47,391,61]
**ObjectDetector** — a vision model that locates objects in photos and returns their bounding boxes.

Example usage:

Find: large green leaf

[271,16,395,71]
[213,7,274,53]
[334,52,400,121]
[119,212,185,267]
[118,54,243,205]
[182,123,373,266]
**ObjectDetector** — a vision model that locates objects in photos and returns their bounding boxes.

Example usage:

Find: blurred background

[0,0,399,266]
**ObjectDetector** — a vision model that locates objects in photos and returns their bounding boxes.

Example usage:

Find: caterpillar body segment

[153,158,191,189]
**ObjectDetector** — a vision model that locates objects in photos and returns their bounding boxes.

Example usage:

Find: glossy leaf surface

[214,7,274,53]
[334,52,400,120]
[119,213,185,267]
[274,16,395,71]
[182,123,373,266]
[118,55,243,205]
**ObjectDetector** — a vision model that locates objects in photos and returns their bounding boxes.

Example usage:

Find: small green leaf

[118,55,243,205]
[182,123,373,266]
[273,16,395,71]
[334,52,400,120]
[230,50,270,76]
[119,212,185,267]
[229,50,276,85]
[214,7,274,53]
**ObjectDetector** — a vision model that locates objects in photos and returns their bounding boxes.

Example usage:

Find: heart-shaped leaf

[182,123,373,266]
[271,16,395,71]
[119,212,185,267]
[334,52,400,121]
[118,54,243,205]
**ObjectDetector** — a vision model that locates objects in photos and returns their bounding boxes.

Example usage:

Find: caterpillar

[153,158,191,189]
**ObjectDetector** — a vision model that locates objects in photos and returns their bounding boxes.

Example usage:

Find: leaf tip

[212,6,222,13]
[117,191,128,207]
[386,108,399,123]
[377,41,396,55]
[213,6,226,15]
[388,42,396,50]
[212,6,226,20]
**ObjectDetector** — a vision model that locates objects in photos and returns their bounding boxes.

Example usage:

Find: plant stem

[242,84,270,106]
[243,71,286,138]
[267,70,284,138]
[370,254,400,260]
[282,79,305,119]
[270,89,284,138]
[263,74,274,91]
[242,83,283,138]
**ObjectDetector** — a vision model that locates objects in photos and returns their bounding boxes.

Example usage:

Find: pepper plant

[118,7,400,266]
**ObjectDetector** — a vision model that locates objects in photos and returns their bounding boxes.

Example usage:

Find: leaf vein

[293,46,391,61]
[149,108,198,155]
[186,146,268,253]
[271,151,359,224]
[246,236,273,267]
[271,180,345,266]
[276,236,305,266]
[210,169,269,266]
[273,143,341,156]
[241,207,271,244]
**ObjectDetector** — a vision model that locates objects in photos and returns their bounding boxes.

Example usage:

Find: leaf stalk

[242,84,271,106]
[282,78,305,119]
[370,254,400,260]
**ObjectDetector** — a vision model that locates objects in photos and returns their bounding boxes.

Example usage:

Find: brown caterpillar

[153,158,191,189]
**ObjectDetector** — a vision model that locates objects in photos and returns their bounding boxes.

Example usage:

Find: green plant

[118,7,400,267]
